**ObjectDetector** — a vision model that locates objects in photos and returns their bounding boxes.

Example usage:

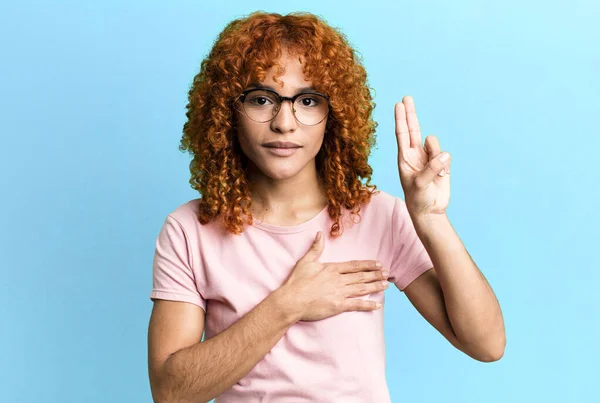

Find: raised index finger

[335,260,382,274]
[395,102,410,154]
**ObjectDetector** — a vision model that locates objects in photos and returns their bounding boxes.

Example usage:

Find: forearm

[412,213,505,358]
[158,288,298,403]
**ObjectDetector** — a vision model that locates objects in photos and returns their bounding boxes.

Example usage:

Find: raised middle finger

[403,95,422,148]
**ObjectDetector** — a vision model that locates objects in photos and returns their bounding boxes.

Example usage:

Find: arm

[392,96,505,362]
[403,213,505,362]
[148,288,297,403]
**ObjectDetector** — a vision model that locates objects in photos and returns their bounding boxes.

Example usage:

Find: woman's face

[234,52,328,182]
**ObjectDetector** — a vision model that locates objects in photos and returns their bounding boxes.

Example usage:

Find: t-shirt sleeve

[388,197,434,291]
[149,214,206,311]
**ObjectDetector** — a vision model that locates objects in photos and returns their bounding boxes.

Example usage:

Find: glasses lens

[242,90,329,125]
[242,90,279,122]
[293,94,329,125]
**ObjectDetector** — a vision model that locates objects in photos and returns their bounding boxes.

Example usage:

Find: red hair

[179,11,379,237]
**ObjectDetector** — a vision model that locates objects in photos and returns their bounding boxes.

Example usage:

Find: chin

[262,165,304,181]
[244,148,318,181]
[249,155,313,180]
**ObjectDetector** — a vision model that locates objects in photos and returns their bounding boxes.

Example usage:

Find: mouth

[262,141,303,149]
[262,141,302,157]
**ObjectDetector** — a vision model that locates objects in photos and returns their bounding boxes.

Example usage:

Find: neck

[247,163,328,216]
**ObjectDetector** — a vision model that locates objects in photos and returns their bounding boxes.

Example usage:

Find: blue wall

[1,1,598,402]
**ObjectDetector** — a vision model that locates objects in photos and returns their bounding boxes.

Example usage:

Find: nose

[270,99,298,133]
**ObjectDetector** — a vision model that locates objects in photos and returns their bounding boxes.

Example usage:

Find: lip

[263,141,302,148]
[262,141,302,157]
[264,147,300,157]
[262,141,302,149]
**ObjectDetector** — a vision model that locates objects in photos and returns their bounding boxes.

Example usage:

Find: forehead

[247,82,317,93]
[258,52,314,93]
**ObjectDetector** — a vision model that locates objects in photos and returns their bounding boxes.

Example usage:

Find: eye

[243,89,278,107]
[248,96,274,106]
[296,95,321,107]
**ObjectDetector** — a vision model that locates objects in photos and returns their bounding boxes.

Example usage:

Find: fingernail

[382,270,389,276]
[439,152,449,163]
[376,261,382,268]
[438,169,446,177]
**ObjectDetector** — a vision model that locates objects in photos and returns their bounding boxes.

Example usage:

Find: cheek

[234,113,253,143]
[237,135,257,161]
[311,133,325,153]
[236,131,249,149]
[235,124,259,155]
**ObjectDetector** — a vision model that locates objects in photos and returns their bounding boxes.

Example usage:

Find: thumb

[301,231,325,262]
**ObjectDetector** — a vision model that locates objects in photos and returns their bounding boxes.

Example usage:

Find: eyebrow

[247,82,318,93]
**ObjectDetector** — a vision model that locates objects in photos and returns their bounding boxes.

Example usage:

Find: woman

[147,11,505,403]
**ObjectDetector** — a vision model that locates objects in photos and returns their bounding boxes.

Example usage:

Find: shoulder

[161,198,231,243]
[361,189,404,216]
[356,189,412,231]
[157,198,209,240]
[166,198,202,226]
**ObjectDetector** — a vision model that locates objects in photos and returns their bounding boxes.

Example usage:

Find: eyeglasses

[236,87,330,126]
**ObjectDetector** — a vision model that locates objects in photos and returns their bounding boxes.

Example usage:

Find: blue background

[1,1,598,402]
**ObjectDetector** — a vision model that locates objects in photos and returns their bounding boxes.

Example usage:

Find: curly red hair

[180,11,379,237]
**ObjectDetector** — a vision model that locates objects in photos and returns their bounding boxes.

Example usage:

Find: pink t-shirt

[150,190,433,402]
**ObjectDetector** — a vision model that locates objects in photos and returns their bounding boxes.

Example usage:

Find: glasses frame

[236,87,331,126]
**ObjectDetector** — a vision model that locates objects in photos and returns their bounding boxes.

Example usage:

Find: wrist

[270,285,303,326]
[411,211,449,231]
[410,213,455,251]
